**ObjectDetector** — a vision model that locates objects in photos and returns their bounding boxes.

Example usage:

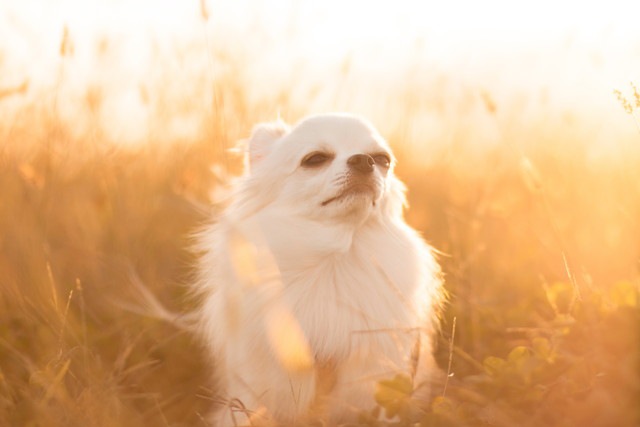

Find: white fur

[195,113,443,426]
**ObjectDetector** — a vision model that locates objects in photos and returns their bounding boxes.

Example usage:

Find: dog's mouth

[321,183,378,206]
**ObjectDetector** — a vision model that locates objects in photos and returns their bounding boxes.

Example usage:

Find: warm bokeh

[1,1,638,426]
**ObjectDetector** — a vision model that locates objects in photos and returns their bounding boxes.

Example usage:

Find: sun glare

[1,1,639,426]
[1,0,638,146]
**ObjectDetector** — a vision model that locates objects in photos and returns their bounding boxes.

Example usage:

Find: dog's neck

[254,205,385,270]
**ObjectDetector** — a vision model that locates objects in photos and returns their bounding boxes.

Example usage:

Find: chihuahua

[194,113,443,426]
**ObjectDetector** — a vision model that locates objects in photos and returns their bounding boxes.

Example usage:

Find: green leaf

[609,281,638,308]
[552,313,576,335]
[508,346,531,364]
[374,374,413,419]
[431,396,455,415]
[483,356,506,377]
[544,281,574,314]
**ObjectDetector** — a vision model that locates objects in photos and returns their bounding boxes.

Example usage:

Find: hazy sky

[1,0,638,145]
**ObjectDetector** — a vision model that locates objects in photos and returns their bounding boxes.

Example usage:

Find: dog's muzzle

[321,175,379,207]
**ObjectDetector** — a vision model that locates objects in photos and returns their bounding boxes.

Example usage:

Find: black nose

[347,154,375,174]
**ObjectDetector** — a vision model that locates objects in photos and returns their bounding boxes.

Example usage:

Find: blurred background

[0,1,638,426]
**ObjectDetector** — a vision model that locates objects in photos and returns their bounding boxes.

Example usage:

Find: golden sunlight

[1,1,638,426]
[2,0,638,147]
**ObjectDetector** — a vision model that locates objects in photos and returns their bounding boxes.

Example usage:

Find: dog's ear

[246,120,290,172]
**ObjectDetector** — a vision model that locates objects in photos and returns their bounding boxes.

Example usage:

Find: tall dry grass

[1,5,639,426]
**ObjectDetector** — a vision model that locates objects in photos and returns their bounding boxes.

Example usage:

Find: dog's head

[239,113,406,224]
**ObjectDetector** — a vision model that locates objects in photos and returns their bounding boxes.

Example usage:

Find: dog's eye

[301,152,333,168]
[372,153,391,168]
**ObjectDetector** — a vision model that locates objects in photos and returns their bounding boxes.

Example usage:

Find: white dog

[194,113,443,426]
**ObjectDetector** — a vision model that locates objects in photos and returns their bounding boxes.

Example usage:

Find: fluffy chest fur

[272,217,430,363]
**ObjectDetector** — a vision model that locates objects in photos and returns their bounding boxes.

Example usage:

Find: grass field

[1,2,639,426]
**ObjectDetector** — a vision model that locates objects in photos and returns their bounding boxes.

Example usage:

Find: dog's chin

[320,185,381,221]
[321,184,376,206]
